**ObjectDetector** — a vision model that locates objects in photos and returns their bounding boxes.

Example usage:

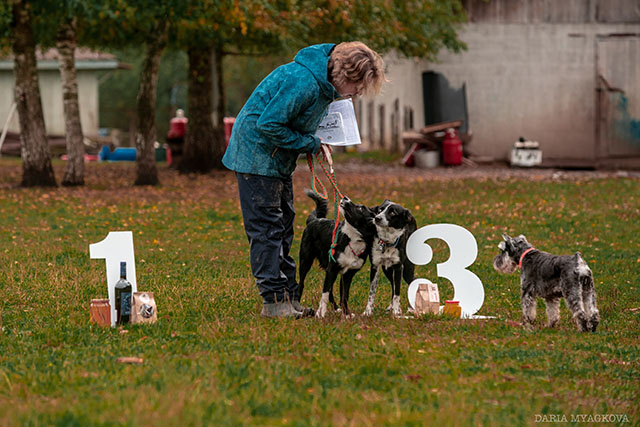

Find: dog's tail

[304,189,328,223]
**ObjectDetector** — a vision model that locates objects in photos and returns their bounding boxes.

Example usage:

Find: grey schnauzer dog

[493,234,599,332]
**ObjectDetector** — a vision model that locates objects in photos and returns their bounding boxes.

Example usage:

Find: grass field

[0,156,638,426]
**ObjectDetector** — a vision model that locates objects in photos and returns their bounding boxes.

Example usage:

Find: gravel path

[332,160,640,181]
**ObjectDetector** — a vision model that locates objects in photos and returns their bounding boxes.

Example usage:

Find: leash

[307,151,346,263]
[519,247,536,269]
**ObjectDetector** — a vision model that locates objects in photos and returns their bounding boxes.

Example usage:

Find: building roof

[0,47,122,71]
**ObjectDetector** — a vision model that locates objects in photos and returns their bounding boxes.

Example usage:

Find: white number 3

[406,224,484,318]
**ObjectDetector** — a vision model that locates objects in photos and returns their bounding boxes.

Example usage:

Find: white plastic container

[414,150,439,168]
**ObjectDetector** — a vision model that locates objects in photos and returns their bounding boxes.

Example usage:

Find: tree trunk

[178,45,224,173]
[134,30,167,186]
[57,18,84,186]
[212,45,225,131]
[11,0,56,187]
[212,47,227,166]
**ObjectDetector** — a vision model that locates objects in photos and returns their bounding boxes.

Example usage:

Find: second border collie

[363,200,417,316]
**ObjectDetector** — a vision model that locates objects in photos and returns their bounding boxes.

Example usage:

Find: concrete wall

[359,0,640,165]
[428,23,640,161]
[0,69,100,137]
[363,21,640,162]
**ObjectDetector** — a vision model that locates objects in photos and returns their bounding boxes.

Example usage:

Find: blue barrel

[99,145,137,162]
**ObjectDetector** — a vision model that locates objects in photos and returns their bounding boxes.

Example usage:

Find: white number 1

[89,231,138,327]
[406,224,484,318]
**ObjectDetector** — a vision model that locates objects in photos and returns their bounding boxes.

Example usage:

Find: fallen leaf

[80,371,99,378]
[603,359,631,366]
[521,364,532,369]
[116,357,143,364]
[404,374,422,382]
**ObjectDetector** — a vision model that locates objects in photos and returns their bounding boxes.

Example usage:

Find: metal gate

[597,35,640,158]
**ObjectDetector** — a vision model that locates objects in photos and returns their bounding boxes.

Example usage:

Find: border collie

[298,190,376,318]
[363,200,417,316]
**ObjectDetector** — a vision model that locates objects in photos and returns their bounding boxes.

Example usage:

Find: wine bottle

[115,261,132,324]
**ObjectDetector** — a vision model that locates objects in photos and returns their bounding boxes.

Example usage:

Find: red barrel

[442,128,462,166]
[223,117,235,147]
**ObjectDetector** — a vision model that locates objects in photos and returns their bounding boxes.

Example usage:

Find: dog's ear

[498,241,507,251]
[501,233,514,252]
[517,234,528,243]
[372,200,389,213]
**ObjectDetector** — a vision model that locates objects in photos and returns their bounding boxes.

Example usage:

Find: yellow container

[443,300,461,318]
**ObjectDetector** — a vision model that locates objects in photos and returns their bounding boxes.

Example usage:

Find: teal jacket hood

[222,44,339,178]
[294,43,337,100]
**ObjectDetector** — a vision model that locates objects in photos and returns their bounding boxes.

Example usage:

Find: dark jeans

[236,173,299,304]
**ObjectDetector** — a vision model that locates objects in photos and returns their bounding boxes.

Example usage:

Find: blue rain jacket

[223,44,339,178]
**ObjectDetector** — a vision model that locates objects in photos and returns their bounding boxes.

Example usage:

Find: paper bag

[415,281,440,315]
[131,292,158,324]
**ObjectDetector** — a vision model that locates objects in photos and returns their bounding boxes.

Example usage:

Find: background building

[362,0,640,168]
[0,49,120,139]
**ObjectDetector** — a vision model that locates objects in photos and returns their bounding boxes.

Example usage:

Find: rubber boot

[261,302,303,318]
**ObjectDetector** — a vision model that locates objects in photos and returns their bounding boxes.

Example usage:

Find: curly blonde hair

[328,41,386,97]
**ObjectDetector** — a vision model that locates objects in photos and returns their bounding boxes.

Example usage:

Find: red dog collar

[519,247,536,269]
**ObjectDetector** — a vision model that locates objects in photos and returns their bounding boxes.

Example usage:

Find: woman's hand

[320,144,333,173]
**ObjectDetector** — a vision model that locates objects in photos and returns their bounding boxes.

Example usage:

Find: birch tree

[10,0,57,187]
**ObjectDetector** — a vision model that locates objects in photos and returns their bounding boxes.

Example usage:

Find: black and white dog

[298,190,377,318]
[493,233,600,332]
[362,200,417,317]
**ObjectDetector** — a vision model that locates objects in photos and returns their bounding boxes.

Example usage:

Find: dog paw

[316,293,329,319]
[573,313,589,332]
[344,313,356,320]
[390,296,402,317]
[588,313,600,332]
[362,306,373,317]
[315,304,327,319]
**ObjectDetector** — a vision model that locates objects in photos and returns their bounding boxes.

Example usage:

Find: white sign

[89,231,138,327]
[315,98,361,146]
[315,112,346,144]
[406,224,485,318]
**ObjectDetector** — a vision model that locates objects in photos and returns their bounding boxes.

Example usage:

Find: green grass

[0,157,638,426]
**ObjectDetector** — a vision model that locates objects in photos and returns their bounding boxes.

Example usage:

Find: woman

[223,42,386,317]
